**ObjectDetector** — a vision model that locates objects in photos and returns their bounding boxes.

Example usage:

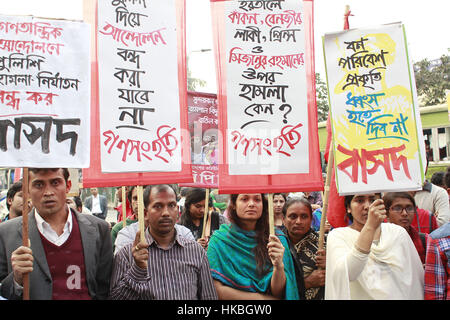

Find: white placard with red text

[0,14,90,167]
[97,0,182,173]
[323,23,425,195]
[224,0,309,175]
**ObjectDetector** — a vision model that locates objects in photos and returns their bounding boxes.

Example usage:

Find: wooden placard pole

[318,140,334,251]
[201,188,210,239]
[21,167,30,300]
[267,174,275,236]
[122,186,127,228]
[268,193,275,236]
[137,185,145,243]
[318,5,351,252]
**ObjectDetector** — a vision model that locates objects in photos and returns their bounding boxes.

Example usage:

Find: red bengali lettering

[102,125,179,163]
[264,10,302,28]
[227,10,259,25]
[0,90,20,110]
[99,22,166,48]
[230,123,303,157]
[0,21,63,39]
[25,91,58,106]
[337,144,411,184]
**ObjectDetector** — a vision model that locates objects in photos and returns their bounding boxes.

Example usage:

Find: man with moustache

[109,184,217,300]
[0,168,112,300]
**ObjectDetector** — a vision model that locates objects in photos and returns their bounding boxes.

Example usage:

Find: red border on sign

[82,0,192,188]
[179,91,219,188]
[211,0,323,194]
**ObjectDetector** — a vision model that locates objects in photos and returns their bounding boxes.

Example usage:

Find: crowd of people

[0,167,448,300]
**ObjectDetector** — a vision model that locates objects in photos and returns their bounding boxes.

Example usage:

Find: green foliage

[414,54,450,106]
[315,72,329,122]
[187,56,207,91]
[426,164,449,181]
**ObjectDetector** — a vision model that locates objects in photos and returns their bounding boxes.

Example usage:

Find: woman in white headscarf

[325,193,424,300]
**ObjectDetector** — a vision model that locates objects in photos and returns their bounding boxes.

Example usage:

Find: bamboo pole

[318,5,351,252]
[122,186,127,228]
[318,141,334,251]
[201,188,210,239]
[204,212,212,238]
[268,193,275,236]
[21,168,30,300]
[137,185,145,243]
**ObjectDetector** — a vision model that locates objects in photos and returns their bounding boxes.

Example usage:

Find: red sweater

[411,208,439,234]
[39,212,91,300]
[407,226,426,264]
[115,199,133,222]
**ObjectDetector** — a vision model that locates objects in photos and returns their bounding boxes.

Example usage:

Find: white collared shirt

[91,195,102,214]
[34,205,73,246]
[14,205,73,293]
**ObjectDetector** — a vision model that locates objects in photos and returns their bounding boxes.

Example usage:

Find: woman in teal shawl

[207,193,299,300]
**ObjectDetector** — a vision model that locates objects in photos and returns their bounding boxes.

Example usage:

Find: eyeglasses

[389,205,415,214]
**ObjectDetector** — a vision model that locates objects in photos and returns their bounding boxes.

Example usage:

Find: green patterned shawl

[207,223,299,300]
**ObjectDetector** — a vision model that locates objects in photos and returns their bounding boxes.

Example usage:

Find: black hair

[127,186,136,204]
[344,193,382,223]
[28,168,70,182]
[273,193,287,201]
[382,192,416,216]
[227,193,270,277]
[180,187,189,197]
[282,197,313,218]
[73,196,83,211]
[143,184,177,209]
[6,180,22,210]
[431,171,445,188]
[179,188,214,225]
[444,167,450,189]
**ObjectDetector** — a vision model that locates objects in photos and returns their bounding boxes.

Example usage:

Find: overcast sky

[186,0,450,92]
[2,0,449,93]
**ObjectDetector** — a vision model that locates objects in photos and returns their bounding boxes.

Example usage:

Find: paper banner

[179,91,218,188]
[97,0,184,173]
[323,23,425,195]
[210,0,323,193]
[82,0,192,188]
[0,15,90,167]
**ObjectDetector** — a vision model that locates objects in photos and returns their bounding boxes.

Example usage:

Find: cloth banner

[210,0,323,194]
[179,91,218,188]
[323,22,426,195]
[82,0,192,188]
[0,14,90,167]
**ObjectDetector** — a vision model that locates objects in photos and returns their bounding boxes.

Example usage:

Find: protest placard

[97,0,185,173]
[210,0,323,193]
[82,0,192,187]
[0,15,90,167]
[180,91,218,188]
[323,22,426,195]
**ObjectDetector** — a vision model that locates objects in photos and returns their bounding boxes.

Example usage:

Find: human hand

[132,230,149,270]
[267,235,284,270]
[197,237,209,250]
[366,199,386,230]
[315,249,326,269]
[11,241,33,286]
[304,269,326,288]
